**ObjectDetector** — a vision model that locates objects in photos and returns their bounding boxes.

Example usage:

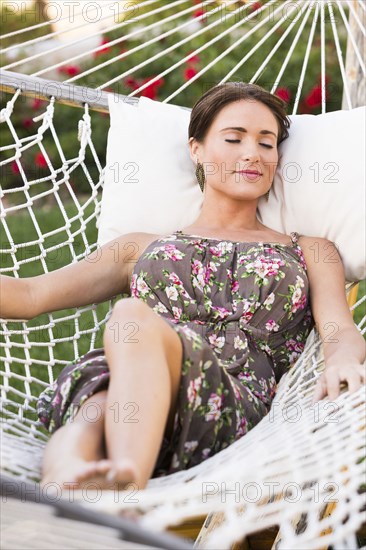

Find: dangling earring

[195,158,206,193]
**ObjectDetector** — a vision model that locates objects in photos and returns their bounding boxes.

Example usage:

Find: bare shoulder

[296,235,344,290]
[297,235,341,267]
[127,232,164,257]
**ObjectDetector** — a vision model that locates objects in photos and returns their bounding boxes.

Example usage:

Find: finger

[346,371,363,394]
[324,370,341,402]
[311,379,327,405]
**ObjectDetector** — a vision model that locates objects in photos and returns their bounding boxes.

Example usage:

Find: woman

[2,82,365,494]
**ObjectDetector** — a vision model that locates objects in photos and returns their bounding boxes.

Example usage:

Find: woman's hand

[311,362,366,404]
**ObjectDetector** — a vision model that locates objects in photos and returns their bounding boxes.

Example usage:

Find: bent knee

[109,297,154,323]
[104,298,158,344]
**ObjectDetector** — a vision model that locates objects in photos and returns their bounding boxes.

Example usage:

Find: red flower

[125,76,164,98]
[305,85,322,108]
[275,87,291,103]
[184,67,198,81]
[22,118,33,129]
[35,152,47,168]
[31,98,44,110]
[94,37,111,57]
[140,87,156,100]
[304,84,329,109]
[251,2,262,11]
[139,77,164,99]
[58,65,81,76]
[186,51,200,64]
[11,160,20,174]
[125,77,139,89]
[193,9,205,20]
[66,65,80,76]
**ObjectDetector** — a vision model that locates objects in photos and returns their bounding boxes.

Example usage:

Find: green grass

[0,198,122,431]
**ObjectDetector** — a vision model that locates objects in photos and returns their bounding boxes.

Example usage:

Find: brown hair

[188,82,291,146]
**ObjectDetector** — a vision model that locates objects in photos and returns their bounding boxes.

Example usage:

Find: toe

[75,461,99,482]
[110,459,141,489]
[94,459,113,474]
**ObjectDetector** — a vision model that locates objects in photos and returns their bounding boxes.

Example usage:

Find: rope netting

[0,1,365,548]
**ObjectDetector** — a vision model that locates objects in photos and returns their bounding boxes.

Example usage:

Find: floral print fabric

[37,230,315,478]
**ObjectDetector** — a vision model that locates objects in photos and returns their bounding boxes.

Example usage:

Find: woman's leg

[41,298,183,492]
[102,298,183,491]
[41,390,111,488]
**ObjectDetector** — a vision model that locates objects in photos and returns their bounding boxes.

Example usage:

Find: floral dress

[37,230,315,477]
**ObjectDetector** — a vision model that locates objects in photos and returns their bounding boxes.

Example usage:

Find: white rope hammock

[1,1,365,548]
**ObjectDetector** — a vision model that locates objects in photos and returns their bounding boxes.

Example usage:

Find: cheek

[209,148,227,170]
[264,150,278,169]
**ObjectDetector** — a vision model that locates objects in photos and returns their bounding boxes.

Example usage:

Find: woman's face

[189,99,279,199]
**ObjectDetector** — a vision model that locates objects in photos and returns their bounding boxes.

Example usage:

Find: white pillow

[97,95,365,283]
[257,106,366,283]
[96,95,202,242]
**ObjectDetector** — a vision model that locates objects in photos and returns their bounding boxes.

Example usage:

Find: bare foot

[41,457,141,494]
[105,458,141,489]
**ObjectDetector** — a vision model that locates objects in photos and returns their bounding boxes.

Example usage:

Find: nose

[239,140,261,164]
[234,151,261,174]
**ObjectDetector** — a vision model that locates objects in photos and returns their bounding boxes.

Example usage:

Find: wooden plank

[166,514,207,542]
[0,68,192,114]
[195,495,281,549]
[232,533,250,550]
[195,511,227,547]
[247,526,279,550]
[341,0,366,109]
[317,502,338,550]
[270,510,309,550]
[194,508,252,548]
[0,68,126,112]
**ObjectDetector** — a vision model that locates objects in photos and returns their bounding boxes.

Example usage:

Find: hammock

[0,1,365,548]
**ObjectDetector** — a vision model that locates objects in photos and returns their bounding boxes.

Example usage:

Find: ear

[188,137,202,164]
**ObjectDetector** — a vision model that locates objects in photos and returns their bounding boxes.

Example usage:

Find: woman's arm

[0,276,34,320]
[299,236,366,402]
[0,232,147,321]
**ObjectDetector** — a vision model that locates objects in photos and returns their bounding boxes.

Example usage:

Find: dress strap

[290,231,300,246]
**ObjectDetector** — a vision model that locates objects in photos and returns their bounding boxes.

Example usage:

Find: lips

[236,170,263,175]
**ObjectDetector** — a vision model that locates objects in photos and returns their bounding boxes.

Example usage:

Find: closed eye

[225,139,274,149]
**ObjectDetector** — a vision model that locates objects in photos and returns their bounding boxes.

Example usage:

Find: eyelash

[225,139,274,149]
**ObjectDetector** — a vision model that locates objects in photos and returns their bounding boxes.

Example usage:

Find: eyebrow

[220,126,277,138]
